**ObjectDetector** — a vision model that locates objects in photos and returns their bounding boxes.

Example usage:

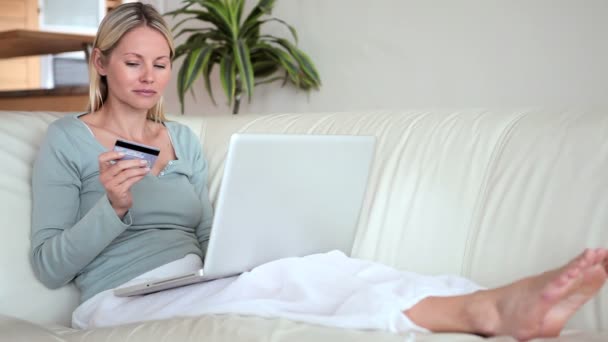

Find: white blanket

[73,251,482,332]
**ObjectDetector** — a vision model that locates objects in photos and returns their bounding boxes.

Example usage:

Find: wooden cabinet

[0,0,40,90]
[0,30,94,111]
[0,0,121,91]
[0,0,120,111]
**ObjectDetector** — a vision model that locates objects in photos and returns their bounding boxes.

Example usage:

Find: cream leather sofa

[1,110,607,342]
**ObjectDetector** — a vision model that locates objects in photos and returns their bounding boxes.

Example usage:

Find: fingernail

[118,152,125,157]
[140,160,147,164]
[144,167,150,172]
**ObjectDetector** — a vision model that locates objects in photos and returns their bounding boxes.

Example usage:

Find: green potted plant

[166,0,322,114]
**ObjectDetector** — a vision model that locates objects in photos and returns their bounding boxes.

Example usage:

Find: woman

[31,3,607,340]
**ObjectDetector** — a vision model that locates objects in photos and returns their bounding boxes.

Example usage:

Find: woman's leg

[404,248,608,340]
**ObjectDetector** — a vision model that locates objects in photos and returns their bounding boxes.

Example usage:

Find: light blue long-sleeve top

[30,114,213,303]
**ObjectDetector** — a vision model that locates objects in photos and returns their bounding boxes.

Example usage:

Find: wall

[149,0,608,116]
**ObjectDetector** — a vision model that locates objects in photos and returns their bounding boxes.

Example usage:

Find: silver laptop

[114,133,376,297]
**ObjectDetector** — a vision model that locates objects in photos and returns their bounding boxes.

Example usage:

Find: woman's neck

[96,98,154,141]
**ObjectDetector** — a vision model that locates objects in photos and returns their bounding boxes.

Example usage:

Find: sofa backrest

[0,112,79,326]
[0,110,606,331]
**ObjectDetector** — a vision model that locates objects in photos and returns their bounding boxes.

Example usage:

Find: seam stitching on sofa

[460,110,530,278]
[238,113,290,132]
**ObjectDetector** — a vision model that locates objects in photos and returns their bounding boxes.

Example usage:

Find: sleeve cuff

[98,195,133,230]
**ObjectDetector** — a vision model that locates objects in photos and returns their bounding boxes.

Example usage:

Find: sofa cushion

[28,314,608,342]
[0,314,69,341]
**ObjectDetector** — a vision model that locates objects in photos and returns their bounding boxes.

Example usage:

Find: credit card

[112,139,161,169]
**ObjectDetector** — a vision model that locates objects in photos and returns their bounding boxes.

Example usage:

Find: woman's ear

[92,48,107,76]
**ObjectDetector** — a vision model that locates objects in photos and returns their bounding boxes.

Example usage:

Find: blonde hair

[88,2,175,122]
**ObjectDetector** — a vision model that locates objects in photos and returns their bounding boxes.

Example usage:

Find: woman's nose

[140,66,154,83]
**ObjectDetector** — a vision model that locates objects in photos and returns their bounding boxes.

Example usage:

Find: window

[38,0,106,87]
[39,0,105,34]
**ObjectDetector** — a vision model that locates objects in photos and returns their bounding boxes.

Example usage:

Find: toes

[544,273,580,301]
[554,267,580,288]
[586,248,608,266]
[572,249,593,268]
[578,258,588,269]
[589,248,602,264]
[567,248,608,277]
[579,248,607,266]
[566,267,580,279]
[582,248,595,263]
[595,249,608,264]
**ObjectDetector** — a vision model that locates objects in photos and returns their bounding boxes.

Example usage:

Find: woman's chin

[129,97,161,111]
[110,94,163,113]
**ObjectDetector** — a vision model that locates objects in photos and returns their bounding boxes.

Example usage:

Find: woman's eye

[126,62,139,67]
[154,65,166,69]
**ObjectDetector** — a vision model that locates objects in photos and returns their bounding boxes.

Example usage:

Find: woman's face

[96,25,172,112]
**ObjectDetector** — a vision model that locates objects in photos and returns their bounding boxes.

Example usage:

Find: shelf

[0,85,89,111]
[0,29,95,59]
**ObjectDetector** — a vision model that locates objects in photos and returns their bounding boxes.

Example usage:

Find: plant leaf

[255,75,284,86]
[189,86,197,101]
[256,0,276,15]
[202,59,216,105]
[172,8,232,39]
[234,0,245,26]
[271,38,321,87]
[170,16,198,33]
[176,44,215,113]
[233,39,255,101]
[199,1,236,38]
[173,32,209,60]
[174,27,211,40]
[220,56,236,105]
[164,2,194,17]
[225,0,245,27]
[252,59,279,78]
[243,18,297,43]
[256,43,299,83]
[184,46,214,93]
[242,0,276,32]
[176,54,189,113]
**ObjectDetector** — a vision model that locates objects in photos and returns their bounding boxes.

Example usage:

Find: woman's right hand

[98,151,150,218]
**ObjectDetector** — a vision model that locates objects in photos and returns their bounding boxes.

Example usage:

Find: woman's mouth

[133,89,157,97]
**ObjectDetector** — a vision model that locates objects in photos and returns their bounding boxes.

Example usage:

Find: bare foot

[478,248,608,341]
